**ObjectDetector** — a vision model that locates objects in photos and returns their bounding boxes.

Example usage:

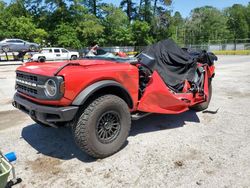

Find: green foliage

[76,14,104,46]
[185,6,229,44]
[33,28,48,44]
[131,20,153,45]
[102,5,133,45]
[225,4,249,40]
[0,0,249,48]
[53,23,81,48]
[7,16,37,40]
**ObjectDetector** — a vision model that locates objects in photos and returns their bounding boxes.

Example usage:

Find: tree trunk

[153,0,157,15]
[127,0,132,21]
[93,0,97,16]
[139,0,143,18]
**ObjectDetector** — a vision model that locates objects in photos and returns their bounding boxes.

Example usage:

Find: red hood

[17,59,117,76]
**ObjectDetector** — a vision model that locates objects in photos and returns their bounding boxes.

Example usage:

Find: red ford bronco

[13,40,217,158]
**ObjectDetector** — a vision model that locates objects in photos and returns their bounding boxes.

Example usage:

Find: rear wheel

[70,55,77,60]
[190,83,212,111]
[29,45,36,51]
[38,56,46,62]
[72,95,131,158]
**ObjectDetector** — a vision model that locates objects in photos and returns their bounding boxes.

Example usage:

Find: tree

[143,0,152,23]
[83,0,103,16]
[101,5,133,45]
[76,14,104,46]
[131,20,153,45]
[153,0,172,15]
[53,23,81,49]
[186,6,229,44]
[8,16,47,42]
[247,3,250,37]
[120,0,136,21]
[225,4,249,41]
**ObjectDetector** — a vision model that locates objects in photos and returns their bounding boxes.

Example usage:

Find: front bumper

[13,93,78,127]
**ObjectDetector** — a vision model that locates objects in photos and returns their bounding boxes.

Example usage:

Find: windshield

[84,55,137,63]
[85,46,137,63]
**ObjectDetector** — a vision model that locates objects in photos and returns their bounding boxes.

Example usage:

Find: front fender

[72,80,134,108]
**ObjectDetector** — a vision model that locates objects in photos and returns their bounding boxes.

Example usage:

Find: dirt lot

[0,56,250,188]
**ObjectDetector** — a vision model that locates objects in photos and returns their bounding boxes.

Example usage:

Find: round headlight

[45,79,57,97]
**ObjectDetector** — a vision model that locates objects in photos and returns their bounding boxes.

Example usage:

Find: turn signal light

[60,81,65,94]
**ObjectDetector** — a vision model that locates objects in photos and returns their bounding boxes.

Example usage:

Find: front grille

[16,84,38,95]
[15,71,63,100]
[16,72,38,82]
[16,71,39,98]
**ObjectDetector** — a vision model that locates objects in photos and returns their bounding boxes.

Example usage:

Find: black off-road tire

[72,95,131,158]
[38,56,46,62]
[29,45,36,51]
[2,46,10,53]
[190,83,212,112]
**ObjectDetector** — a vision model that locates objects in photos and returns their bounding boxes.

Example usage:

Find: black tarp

[142,39,197,89]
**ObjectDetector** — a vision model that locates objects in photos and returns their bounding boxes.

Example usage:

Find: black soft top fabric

[142,39,197,88]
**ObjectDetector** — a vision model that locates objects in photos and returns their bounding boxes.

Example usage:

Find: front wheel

[190,83,212,111]
[72,95,131,158]
[2,46,10,52]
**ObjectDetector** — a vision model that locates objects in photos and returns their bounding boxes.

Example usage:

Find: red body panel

[137,71,189,114]
[18,61,68,76]
[59,60,139,110]
[17,60,139,109]
[16,59,214,114]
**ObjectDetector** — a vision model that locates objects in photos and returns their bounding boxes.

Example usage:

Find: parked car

[30,48,79,62]
[0,39,40,53]
[13,39,217,158]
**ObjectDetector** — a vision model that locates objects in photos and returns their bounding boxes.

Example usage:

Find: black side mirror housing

[137,53,156,72]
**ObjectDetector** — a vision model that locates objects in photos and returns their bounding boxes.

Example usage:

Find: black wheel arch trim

[72,80,134,108]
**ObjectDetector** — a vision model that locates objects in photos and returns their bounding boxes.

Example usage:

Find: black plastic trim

[13,93,78,124]
[72,80,133,108]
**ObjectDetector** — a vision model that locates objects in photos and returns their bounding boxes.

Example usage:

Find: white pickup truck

[30,48,79,62]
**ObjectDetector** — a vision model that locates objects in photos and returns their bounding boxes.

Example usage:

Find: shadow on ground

[21,124,96,162]
[21,110,199,162]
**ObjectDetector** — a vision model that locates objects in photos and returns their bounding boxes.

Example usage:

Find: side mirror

[137,53,156,72]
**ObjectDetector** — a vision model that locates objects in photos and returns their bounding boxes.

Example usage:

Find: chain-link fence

[80,39,250,55]
[187,43,250,51]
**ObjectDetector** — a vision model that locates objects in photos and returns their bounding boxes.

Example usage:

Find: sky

[3,0,250,18]
[171,0,250,17]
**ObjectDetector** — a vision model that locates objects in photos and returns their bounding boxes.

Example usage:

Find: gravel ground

[0,56,250,188]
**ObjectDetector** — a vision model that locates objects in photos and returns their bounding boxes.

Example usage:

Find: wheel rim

[30,46,35,51]
[96,111,121,144]
[3,46,9,52]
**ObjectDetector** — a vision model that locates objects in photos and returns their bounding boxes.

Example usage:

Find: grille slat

[16,73,38,82]
[16,72,38,97]
[17,84,38,95]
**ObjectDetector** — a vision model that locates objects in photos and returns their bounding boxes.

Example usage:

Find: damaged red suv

[13,39,217,158]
